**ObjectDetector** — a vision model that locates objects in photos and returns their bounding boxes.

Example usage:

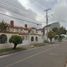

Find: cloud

[27,0,58,14]
[25,0,67,28]
[0,0,42,28]
[0,0,67,28]
[50,0,67,28]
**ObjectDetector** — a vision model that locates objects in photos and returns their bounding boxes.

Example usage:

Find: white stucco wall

[0,33,18,49]
[0,33,43,49]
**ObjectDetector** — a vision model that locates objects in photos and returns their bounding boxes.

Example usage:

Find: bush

[9,35,23,49]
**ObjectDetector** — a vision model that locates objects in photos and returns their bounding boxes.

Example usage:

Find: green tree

[59,27,66,34]
[48,31,56,43]
[52,27,59,35]
[58,35,65,42]
[0,21,8,32]
[52,27,66,41]
[9,35,22,49]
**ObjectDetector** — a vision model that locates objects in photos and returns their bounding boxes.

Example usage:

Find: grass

[32,43,46,47]
[0,47,26,56]
[0,43,47,56]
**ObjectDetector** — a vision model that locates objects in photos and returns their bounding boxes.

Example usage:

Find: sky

[0,0,67,29]
[18,0,67,28]
[0,0,42,28]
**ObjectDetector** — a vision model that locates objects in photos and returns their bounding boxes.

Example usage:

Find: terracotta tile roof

[8,25,31,31]
[19,33,29,35]
[0,31,29,35]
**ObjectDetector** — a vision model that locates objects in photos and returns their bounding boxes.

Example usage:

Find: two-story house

[0,20,43,45]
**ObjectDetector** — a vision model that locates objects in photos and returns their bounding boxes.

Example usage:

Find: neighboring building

[0,20,43,46]
[43,22,60,40]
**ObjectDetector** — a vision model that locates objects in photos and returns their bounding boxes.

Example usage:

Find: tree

[52,27,66,41]
[58,35,65,42]
[48,31,56,43]
[0,21,8,32]
[9,35,22,49]
[52,27,59,35]
[59,27,66,34]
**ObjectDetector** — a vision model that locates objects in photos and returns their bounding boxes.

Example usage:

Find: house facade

[0,20,43,46]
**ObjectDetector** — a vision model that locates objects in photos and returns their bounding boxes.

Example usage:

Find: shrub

[9,35,23,49]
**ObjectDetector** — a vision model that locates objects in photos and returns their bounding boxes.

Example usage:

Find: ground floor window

[31,36,34,41]
[36,37,38,41]
[0,34,7,44]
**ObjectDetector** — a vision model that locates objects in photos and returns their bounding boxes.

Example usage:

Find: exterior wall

[0,33,43,49]
[0,33,18,42]
[0,20,43,49]
[0,43,13,49]
[0,33,18,49]
[21,34,43,45]
[37,31,43,35]
[30,29,37,34]
[28,35,43,44]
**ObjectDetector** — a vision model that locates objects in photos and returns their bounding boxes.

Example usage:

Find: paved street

[0,41,67,67]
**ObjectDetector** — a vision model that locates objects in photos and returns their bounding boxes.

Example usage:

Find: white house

[0,20,43,48]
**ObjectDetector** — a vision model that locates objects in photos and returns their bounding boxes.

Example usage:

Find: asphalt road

[0,41,67,67]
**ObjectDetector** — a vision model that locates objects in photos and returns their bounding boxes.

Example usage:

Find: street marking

[0,55,9,58]
[5,47,53,67]
[5,43,62,67]
[0,46,44,59]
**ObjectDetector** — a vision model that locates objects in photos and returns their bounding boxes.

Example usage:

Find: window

[36,37,38,41]
[31,36,34,41]
[0,34,7,44]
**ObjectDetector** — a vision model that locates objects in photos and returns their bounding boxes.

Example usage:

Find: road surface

[0,41,67,67]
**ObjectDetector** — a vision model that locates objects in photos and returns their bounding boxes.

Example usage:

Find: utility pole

[44,8,51,40]
[44,8,51,25]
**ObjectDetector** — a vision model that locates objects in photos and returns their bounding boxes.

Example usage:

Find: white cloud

[0,0,67,28]
[15,0,67,29]
[27,0,67,28]
[18,0,30,10]
[50,0,67,28]
[0,0,41,28]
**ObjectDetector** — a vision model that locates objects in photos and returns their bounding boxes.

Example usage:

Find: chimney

[25,24,27,28]
[10,20,14,27]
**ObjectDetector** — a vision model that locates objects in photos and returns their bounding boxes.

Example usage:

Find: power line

[0,2,26,16]
[0,12,41,25]
[0,0,51,25]
[0,4,34,21]
[0,0,22,9]
[0,1,48,19]
[0,1,24,12]
[0,2,40,24]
